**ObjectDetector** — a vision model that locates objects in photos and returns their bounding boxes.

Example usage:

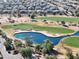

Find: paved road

[0,36,23,59]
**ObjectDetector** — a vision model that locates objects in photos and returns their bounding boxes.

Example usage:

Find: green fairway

[2,23,74,34]
[36,16,79,22]
[64,37,79,48]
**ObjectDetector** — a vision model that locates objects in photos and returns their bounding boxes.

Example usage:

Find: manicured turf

[64,37,79,48]
[36,16,79,22]
[2,23,74,34]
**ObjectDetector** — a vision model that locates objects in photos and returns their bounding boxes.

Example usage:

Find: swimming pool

[14,31,79,45]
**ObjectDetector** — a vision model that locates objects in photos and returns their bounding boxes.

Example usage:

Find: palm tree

[24,37,33,47]
[42,47,47,56]
[66,50,74,59]
[35,44,41,52]
[34,44,42,55]
[42,39,54,55]
[20,47,33,59]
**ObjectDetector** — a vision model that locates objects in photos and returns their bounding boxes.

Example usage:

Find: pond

[14,31,79,45]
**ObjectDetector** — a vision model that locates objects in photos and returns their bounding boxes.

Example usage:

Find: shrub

[20,47,33,59]
[42,40,54,54]
[14,40,23,47]
[4,39,13,50]
[4,41,12,50]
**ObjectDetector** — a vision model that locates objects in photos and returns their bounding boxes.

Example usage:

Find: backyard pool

[14,31,79,45]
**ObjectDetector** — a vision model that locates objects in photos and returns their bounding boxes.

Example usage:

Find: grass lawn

[2,23,74,34]
[64,37,79,48]
[36,16,79,23]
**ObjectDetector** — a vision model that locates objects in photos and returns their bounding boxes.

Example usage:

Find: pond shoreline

[14,29,77,37]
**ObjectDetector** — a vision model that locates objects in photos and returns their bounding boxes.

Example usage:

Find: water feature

[14,31,79,45]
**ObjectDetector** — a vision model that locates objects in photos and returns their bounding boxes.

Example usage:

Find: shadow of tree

[63,47,72,52]
[52,49,63,55]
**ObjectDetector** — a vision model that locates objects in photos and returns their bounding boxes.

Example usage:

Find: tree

[0,30,3,35]
[20,47,33,59]
[31,14,35,19]
[1,32,7,39]
[42,47,47,56]
[14,40,23,47]
[6,38,12,44]
[75,52,79,59]
[17,5,21,18]
[0,30,7,38]
[0,5,4,19]
[4,37,14,50]
[43,12,47,16]
[66,50,74,59]
[61,21,65,25]
[4,39,13,50]
[30,12,36,19]
[76,12,79,17]
[24,37,33,47]
[42,40,54,54]
[35,44,41,52]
